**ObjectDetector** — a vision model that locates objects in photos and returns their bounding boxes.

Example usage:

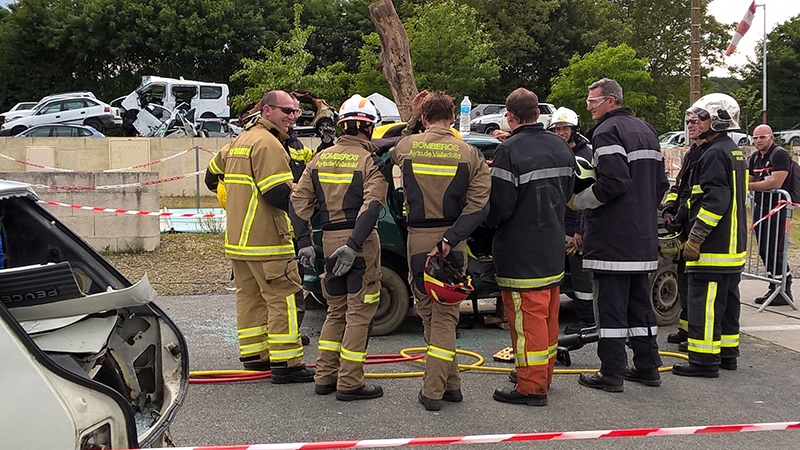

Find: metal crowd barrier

[743,188,799,311]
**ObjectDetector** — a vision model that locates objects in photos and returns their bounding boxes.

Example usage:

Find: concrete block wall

[0,171,160,252]
[0,136,322,199]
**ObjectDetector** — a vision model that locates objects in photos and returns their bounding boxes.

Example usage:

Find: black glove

[297,246,316,270]
[330,245,357,277]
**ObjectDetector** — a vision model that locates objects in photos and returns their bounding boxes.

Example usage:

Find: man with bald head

[206,90,316,380]
[748,124,793,306]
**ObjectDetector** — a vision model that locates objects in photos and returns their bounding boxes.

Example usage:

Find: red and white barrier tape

[30,170,205,191]
[145,421,800,450]
[37,200,225,218]
[0,146,215,173]
[749,199,798,231]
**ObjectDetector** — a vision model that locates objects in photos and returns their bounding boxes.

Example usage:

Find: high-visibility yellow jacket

[206,118,296,261]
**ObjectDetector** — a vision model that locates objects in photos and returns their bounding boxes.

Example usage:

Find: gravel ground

[103,232,234,295]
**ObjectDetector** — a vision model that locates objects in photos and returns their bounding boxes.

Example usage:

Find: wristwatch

[442,237,450,245]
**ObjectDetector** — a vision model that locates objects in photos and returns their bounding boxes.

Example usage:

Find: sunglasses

[270,105,302,115]
[686,117,701,124]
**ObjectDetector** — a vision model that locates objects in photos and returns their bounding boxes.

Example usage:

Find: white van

[121,76,229,125]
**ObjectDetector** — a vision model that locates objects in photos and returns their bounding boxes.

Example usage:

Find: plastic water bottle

[459,96,471,136]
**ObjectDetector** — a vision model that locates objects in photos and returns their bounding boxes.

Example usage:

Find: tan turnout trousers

[407,226,465,400]
[232,258,304,367]
[315,229,381,390]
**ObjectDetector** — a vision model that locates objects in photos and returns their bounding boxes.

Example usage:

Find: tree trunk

[369,0,418,125]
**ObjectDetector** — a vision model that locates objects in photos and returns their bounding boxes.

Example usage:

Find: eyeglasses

[586,96,608,106]
[752,135,772,140]
[686,118,700,124]
[269,105,302,115]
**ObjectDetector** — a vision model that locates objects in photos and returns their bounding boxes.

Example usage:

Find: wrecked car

[0,180,188,449]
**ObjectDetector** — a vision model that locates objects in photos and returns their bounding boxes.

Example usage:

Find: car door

[58,99,92,125]
[32,100,66,126]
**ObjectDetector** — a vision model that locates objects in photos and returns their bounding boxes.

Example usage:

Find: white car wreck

[0,180,188,449]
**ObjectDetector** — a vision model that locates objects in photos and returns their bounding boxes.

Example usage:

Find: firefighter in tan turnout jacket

[391,92,491,411]
[205,90,314,383]
[291,95,389,401]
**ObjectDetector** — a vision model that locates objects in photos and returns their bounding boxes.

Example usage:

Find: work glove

[297,246,316,270]
[567,194,578,211]
[565,239,579,256]
[330,244,357,277]
[682,238,702,261]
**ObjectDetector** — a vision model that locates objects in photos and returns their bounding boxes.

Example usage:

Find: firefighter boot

[769,275,793,306]
[418,390,443,411]
[667,329,688,344]
[623,367,661,387]
[508,369,517,384]
[270,363,315,384]
[240,356,271,371]
[672,363,719,378]
[720,358,738,371]
[336,384,384,401]
[578,372,624,392]
[443,389,463,402]
[492,387,547,406]
[564,298,595,335]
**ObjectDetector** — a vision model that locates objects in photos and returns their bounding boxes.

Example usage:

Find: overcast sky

[708,0,800,77]
[1,0,798,79]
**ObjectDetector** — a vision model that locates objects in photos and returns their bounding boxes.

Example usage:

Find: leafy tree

[548,42,657,127]
[739,15,800,131]
[231,4,351,110]
[352,0,499,101]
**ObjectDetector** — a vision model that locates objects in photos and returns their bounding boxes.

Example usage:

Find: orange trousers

[501,287,560,396]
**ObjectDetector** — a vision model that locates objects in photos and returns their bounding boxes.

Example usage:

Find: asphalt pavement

[157,277,800,449]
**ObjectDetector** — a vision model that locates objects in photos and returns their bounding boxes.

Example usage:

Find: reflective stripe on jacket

[208,118,295,260]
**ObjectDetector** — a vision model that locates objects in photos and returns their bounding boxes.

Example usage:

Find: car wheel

[484,124,499,135]
[315,118,334,136]
[11,126,26,136]
[200,112,216,119]
[85,119,103,132]
[738,137,748,146]
[649,263,680,326]
[371,265,410,336]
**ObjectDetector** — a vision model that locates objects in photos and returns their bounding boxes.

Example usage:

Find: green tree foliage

[231,4,351,111]
[739,15,800,131]
[548,43,657,126]
[352,0,499,101]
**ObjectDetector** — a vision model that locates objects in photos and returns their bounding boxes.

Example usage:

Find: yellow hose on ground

[189,348,689,379]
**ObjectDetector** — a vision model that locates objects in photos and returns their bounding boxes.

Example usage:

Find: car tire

[200,112,217,119]
[11,126,26,136]
[85,119,103,132]
[484,124,499,135]
[649,262,680,326]
[738,137,748,146]
[371,264,410,336]
[315,118,334,136]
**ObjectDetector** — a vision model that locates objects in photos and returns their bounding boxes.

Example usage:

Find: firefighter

[571,78,668,392]
[390,91,491,411]
[205,90,314,382]
[291,94,388,401]
[672,94,747,378]
[485,88,574,406]
[661,126,706,348]
[548,107,595,335]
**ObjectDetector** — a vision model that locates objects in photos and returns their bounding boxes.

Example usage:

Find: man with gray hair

[569,78,669,392]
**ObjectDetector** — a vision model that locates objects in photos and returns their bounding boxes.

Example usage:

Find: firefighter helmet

[548,107,580,130]
[574,155,596,194]
[424,253,474,305]
[337,94,379,125]
[686,93,741,132]
[658,231,684,261]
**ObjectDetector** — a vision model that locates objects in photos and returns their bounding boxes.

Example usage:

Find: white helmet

[548,107,580,130]
[574,156,596,194]
[338,94,379,125]
[686,93,740,132]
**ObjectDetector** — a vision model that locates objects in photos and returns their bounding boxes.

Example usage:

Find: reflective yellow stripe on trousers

[687,280,721,354]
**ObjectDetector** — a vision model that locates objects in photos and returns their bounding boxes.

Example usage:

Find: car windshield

[658,132,677,143]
